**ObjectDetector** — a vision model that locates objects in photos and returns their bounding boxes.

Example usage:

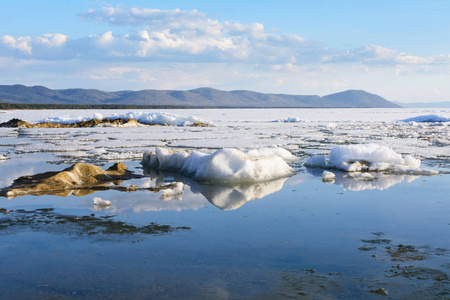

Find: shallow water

[0,109,449,299]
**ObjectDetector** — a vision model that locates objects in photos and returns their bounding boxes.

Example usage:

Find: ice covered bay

[0,108,449,299]
[1,108,450,162]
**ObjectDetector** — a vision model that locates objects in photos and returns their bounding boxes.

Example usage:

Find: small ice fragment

[0,155,7,160]
[274,117,307,123]
[93,197,111,206]
[305,155,327,167]
[322,171,336,182]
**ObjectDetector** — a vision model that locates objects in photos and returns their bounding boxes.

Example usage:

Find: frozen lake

[0,108,449,299]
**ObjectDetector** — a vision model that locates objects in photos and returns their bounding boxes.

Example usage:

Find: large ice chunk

[398,114,450,123]
[142,147,297,183]
[305,143,438,175]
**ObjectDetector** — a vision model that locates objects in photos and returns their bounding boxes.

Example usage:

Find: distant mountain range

[0,84,400,108]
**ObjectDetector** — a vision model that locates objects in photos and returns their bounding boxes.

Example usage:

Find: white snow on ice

[143,147,298,183]
[398,114,450,123]
[1,108,450,164]
[321,171,336,182]
[305,143,438,175]
[39,111,213,126]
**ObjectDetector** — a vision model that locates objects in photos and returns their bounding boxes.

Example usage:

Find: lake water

[0,109,449,299]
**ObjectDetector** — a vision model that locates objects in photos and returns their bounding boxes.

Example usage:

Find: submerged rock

[0,162,140,198]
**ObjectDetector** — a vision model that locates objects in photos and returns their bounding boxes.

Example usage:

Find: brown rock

[1,162,140,198]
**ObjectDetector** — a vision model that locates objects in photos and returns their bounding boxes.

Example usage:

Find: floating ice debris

[273,117,308,123]
[0,155,7,160]
[321,171,336,182]
[305,144,438,175]
[93,197,111,206]
[37,111,212,127]
[305,155,327,167]
[160,182,184,197]
[88,148,107,156]
[398,114,450,123]
[319,122,337,129]
[143,147,298,183]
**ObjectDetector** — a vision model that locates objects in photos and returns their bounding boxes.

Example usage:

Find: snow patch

[107,112,212,126]
[142,147,298,183]
[38,111,212,126]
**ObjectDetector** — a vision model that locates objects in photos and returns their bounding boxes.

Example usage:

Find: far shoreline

[0,103,405,110]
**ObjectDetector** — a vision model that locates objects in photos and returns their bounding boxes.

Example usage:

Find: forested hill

[0,85,400,108]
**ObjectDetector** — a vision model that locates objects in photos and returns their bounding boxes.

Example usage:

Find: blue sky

[1,0,450,102]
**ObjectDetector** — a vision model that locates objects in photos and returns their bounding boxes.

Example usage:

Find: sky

[1,1,450,103]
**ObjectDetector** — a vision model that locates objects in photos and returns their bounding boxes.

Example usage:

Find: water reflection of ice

[105,190,207,213]
[307,168,421,191]
[141,168,289,210]
[189,178,287,210]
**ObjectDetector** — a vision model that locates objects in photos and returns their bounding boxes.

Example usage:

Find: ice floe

[321,171,336,182]
[305,144,438,175]
[273,117,308,123]
[1,108,450,163]
[142,147,298,183]
[93,197,112,207]
[398,114,450,123]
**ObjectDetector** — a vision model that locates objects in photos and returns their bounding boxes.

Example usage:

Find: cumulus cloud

[1,6,446,68]
[323,44,447,65]
[0,33,70,59]
[0,6,326,64]
[80,6,211,29]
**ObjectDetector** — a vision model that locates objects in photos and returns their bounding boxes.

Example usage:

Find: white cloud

[325,44,448,66]
[0,33,69,59]
[1,35,33,54]
[1,6,324,64]
[1,6,447,69]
